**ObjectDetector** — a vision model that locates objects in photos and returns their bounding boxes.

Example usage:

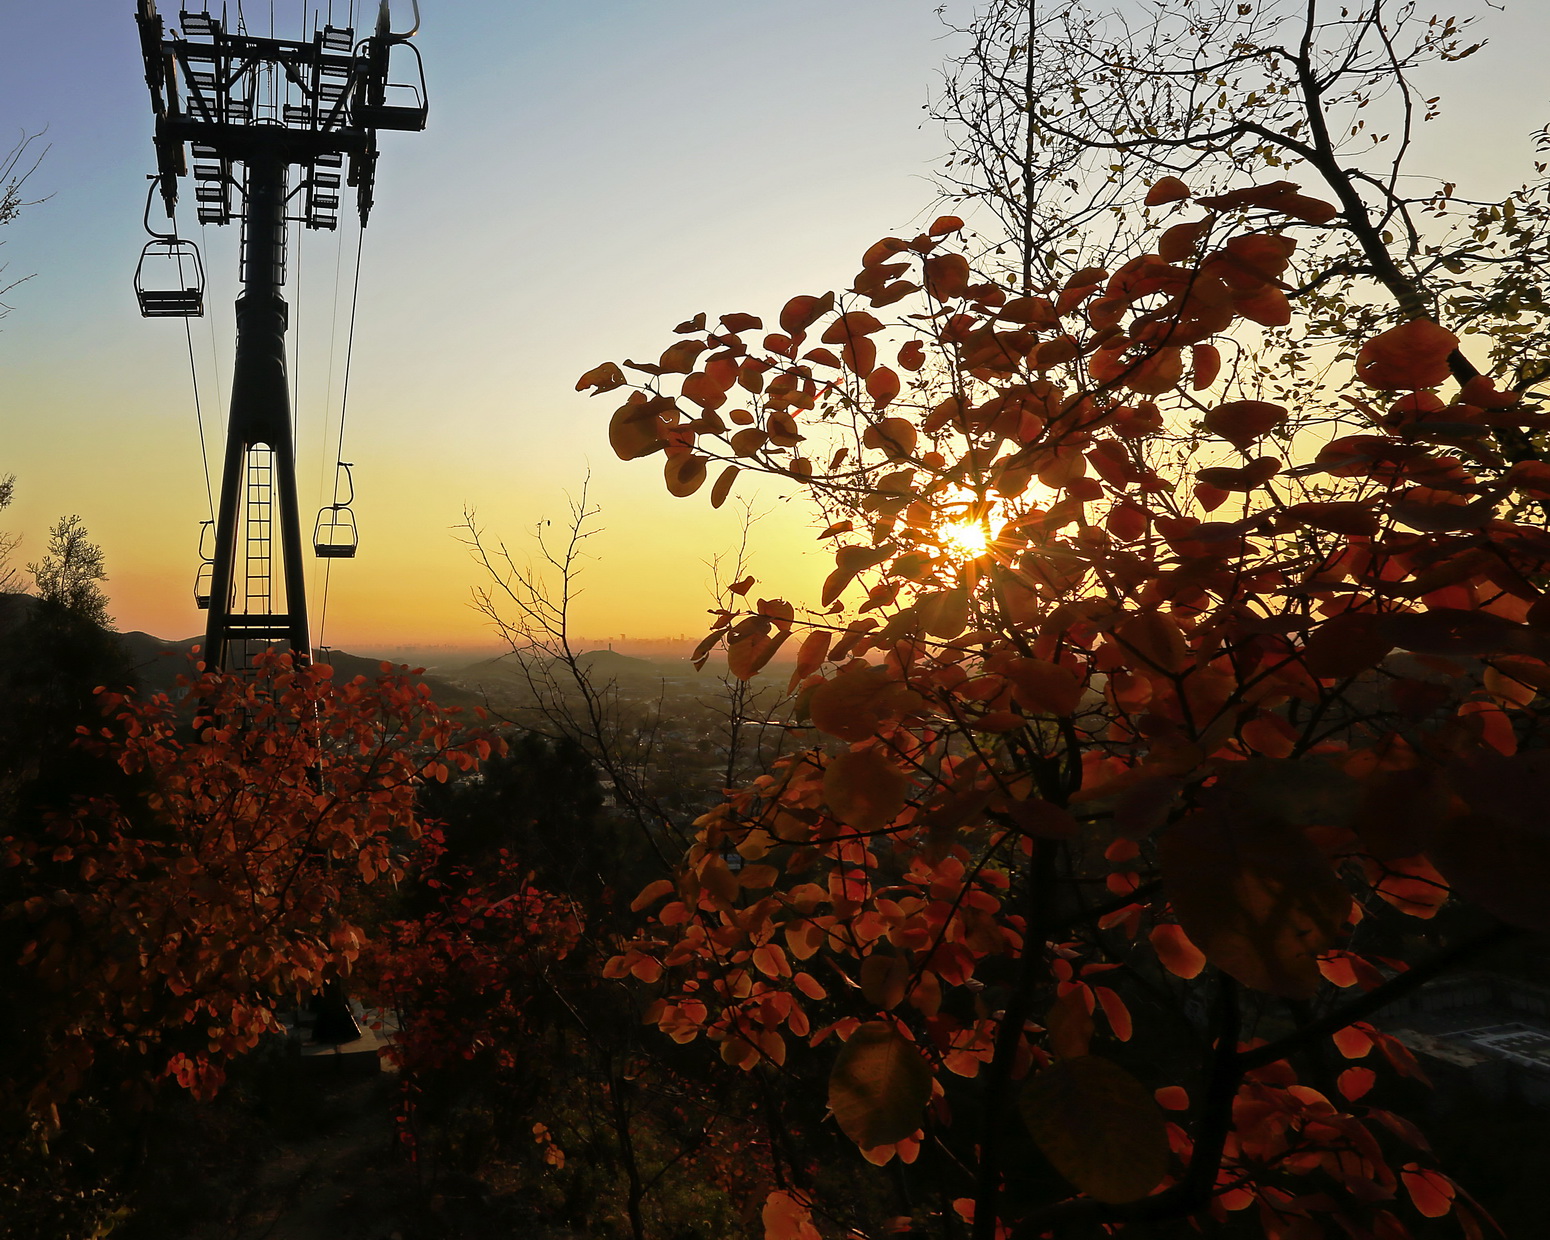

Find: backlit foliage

[580,112,1550,1240]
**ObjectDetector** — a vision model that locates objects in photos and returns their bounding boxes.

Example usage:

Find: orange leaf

[1356,319,1458,390]
[1402,1165,1455,1219]
[1003,657,1084,716]
[860,953,910,1010]
[576,361,626,393]
[726,616,789,681]
[780,292,836,338]
[1045,989,1093,1058]
[821,310,885,344]
[1154,1085,1189,1111]
[630,878,674,912]
[763,1190,821,1240]
[1196,456,1280,492]
[1145,176,1191,206]
[808,665,922,743]
[824,748,909,831]
[862,237,910,268]
[1284,501,1377,536]
[1190,343,1221,390]
[1093,986,1132,1041]
[1337,1066,1376,1101]
[924,253,971,300]
[1203,400,1287,448]
[1149,923,1205,980]
[867,366,902,410]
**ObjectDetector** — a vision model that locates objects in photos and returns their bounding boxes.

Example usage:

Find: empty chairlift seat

[193,520,215,609]
[354,38,427,132]
[313,463,359,558]
[313,506,358,558]
[135,237,206,317]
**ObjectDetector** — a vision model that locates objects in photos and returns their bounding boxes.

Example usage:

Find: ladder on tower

[242,448,274,667]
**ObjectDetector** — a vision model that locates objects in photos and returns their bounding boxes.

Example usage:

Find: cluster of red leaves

[0,652,487,1114]
[359,831,583,1078]
[580,180,1544,1237]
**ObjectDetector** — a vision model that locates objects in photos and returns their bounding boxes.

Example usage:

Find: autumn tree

[0,653,488,1117]
[577,2,1550,1237]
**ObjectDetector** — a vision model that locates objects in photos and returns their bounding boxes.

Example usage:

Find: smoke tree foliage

[578,1,1550,1236]
[2,653,488,1119]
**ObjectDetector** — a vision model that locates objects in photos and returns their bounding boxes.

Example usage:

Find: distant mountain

[450,647,700,699]
[0,593,483,709]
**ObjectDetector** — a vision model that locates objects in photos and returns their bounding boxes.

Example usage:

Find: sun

[939,518,991,560]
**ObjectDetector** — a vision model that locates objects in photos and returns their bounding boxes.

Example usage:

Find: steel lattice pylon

[135,2,427,670]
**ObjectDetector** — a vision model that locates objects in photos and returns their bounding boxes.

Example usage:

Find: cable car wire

[316,223,366,652]
[184,315,217,522]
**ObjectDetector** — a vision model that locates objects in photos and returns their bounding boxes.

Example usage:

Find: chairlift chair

[313,507,358,558]
[193,520,215,608]
[194,560,214,609]
[354,37,428,132]
[313,463,359,558]
[135,237,206,317]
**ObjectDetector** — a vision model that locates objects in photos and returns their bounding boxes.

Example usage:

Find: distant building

[1380,973,1550,1108]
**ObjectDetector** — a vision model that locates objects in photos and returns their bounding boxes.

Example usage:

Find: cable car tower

[134,2,427,671]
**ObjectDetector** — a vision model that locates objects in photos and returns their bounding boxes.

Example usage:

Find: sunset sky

[3,1,1548,657]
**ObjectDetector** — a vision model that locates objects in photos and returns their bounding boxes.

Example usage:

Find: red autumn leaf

[710,465,739,509]
[1144,176,1191,206]
[576,361,626,393]
[1284,501,1378,536]
[862,417,917,460]
[681,370,728,410]
[1303,611,1394,679]
[867,366,902,409]
[828,1022,933,1148]
[1149,923,1206,979]
[1161,805,1350,999]
[1003,657,1084,716]
[1401,1165,1456,1218]
[1018,1057,1169,1204]
[1190,343,1222,390]
[861,237,911,268]
[762,1190,821,1240]
[1337,1066,1377,1101]
[821,310,885,344]
[664,453,709,498]
[1355,319,1459,390]
[659,339,705,374]
[924,253,971,300]
[726,615,789,681]
[808,665,922,742]
[1196,456,1281,492]
[824,748,909,831]
[859,953,910,1010]
[1203,400,1287,448]
[1045,989,1094,1059]
[780,292,836,338]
